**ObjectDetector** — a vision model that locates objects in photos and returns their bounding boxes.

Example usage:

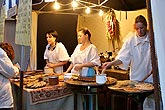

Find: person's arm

[46,61,68,68]
[45,59,49,64]
[73,62,95,71]
[65,63,74,73]
[44,45,50,66]
[102,59,123,71]
[0,52,19,78]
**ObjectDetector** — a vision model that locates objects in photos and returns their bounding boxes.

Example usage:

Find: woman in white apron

[44,30,70,73]
[65,28,101,76]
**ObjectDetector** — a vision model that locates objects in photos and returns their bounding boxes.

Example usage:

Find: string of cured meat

[106,10,116,40]
[105,9,121,54]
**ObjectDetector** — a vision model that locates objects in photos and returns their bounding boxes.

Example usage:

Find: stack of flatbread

[109,80,154,92]
[134,83,154,90]
[109,80,135,89]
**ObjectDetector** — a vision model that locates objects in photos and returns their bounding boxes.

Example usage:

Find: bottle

[104,51,109,59]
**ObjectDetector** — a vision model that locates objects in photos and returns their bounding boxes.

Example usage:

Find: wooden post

[19,71,24,110]
[146,0,162,110]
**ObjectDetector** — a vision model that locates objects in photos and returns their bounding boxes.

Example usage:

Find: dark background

[37,13,78,70]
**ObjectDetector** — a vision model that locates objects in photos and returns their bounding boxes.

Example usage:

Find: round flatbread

[135,83,154,90]
[123,87,141,92]
[107,77,117,85]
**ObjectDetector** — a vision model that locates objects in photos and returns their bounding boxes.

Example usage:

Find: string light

[72,0,78,8]
[44,0,54,2]
[85,7,91,14]
[53,1,60,10]
[99,9,104,16]
[44,0,109,15]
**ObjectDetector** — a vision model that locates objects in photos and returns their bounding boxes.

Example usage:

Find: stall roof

[32,0,146,13]
[105,0,146,11]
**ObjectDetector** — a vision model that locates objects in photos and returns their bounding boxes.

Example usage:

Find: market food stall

[0,0,164,109]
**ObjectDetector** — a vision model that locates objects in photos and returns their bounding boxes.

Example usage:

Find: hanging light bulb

[85,7,91,14]
[72,0,78,8]
[99,10,104,16]
[45,0,54,2]
[53,1,60,10]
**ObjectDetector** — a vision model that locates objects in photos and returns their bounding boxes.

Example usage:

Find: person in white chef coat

[0,42,19,110]
[44,30,70,73]
[65,27,101,76]
[102,15,156,110]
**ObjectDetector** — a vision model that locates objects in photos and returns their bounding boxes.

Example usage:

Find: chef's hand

[14,63,20,70]
[46,63,54,68]
[74,64,83,71]
[102,62,111,70]
[62,72,67,75]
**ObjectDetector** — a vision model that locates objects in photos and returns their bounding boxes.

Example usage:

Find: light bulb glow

[99,10,104,16]
[54,2,60,10]
[72,0,78,8]
[45,0,54,2]
[85,7,91,14]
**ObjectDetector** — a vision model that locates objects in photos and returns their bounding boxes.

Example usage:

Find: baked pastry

[123,87,141,92]
[25,81,47,89]
[71,73,80,80]
[107,77,117,85]
[135,83,154,90]
[44,67,54,74]
[109,80,136,89]
[77,76,96,82]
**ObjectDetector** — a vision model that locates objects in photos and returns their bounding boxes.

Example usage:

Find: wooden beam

[146,0,161,110]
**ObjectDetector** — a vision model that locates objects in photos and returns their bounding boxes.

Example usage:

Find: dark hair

[0,42,15,61]
[78,28,91,41]
[135,15,147,28]
[46,30,59,42]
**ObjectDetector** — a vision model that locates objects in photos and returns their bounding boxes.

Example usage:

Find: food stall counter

[11,81,74,110]
[10,71,75,110]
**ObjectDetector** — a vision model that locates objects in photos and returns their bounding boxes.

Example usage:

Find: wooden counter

[98,68,129,80]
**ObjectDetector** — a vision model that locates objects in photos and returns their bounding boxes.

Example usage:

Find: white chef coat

[44,42,70,73]
[116,32,153,82]
[0,48,19,108]
[71,44,101,76]
[116,32,156,110]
